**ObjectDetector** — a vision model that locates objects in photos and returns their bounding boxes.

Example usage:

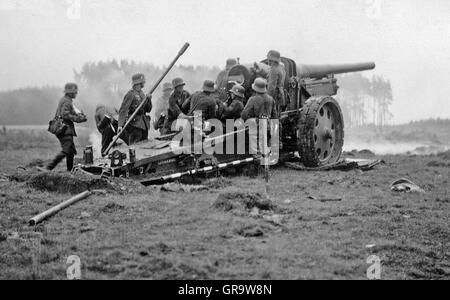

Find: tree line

[337,73,393,127]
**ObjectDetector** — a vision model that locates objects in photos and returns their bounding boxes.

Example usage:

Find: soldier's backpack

[48,116,67,136]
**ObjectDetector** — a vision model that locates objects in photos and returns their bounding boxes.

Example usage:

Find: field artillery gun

[77,45,375,185]
[228,60,375,167]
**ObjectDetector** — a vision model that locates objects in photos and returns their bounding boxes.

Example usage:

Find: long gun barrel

[297,62,375,79]
[102,42,190,156]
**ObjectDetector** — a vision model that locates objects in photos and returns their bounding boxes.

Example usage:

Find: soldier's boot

[66,155,74,172]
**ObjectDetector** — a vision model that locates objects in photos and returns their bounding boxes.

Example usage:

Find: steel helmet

[132,73,146,85]
[267,50,281,63]
[226,58,238,70]
[229,84,245,98]
[172,78,186,88]
[202,80,216,93]
[64,83,78,94]
[252,78,268,94]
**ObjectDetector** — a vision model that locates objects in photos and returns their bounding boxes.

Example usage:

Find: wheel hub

[313,105,337,162]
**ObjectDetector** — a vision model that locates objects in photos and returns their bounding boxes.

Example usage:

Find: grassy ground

[0,143,449,280]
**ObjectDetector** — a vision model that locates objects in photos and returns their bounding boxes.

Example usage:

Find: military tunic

[241,94,277,121]
[162,90,191,134]
[222,99,244,120]
[188,91,217,121]
[267,64,286,112]
[118,89,152,145]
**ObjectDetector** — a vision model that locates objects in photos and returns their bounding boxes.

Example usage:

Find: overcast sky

[0,0,449,123]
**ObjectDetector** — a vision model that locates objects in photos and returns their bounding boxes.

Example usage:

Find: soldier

[222,84,245,120]
[241,78,277,121]
[118,73,153,145]
[95,105,119,154]
[170,78,191,115]
[162,78,190,134]
[266,50,286,114]
[153,82,173,133]
[188,80,217,121]
[40,83,87,172]
[216,58,238,98]
[241,78,277,156]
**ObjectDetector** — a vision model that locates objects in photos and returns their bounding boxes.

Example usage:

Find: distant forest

[1,60,395,128]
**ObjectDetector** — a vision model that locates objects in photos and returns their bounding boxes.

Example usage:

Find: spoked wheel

[298,96,344,167]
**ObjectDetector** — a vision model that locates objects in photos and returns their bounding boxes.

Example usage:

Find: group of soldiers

[40,50,286,172]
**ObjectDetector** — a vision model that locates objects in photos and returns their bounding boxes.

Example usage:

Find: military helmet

[252,78,268,94]
[226,58,238,70]
[172,78,186,88]
[229,84,245,98]
[202,80,216,93]
[267,50,281,63]
[64,83,78,94]
[132,73,146,85]
[162,82,173,92]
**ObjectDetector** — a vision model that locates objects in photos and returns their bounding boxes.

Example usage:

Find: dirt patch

[24,172,112,194]
[437,150,450,160]
[25,159,46,169]
[427,161,449,167]
[204,177,234,190]
[213,192,275,212]
[8,171,147,195]
[101,202,126,214]
[235,224,265,237]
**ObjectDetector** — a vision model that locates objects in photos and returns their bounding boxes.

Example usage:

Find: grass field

[0,125,449,280]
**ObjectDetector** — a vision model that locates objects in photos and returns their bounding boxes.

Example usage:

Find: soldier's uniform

[46,83,87,171]
[216,58,237,100]
[163,78,191,134]
[95,105,119,154]
[188,80,217,121]
[222,84,245,120]
[241,86,277,121]
[118,74,152,145]
[241,78,277,156]
[266,50,286,114]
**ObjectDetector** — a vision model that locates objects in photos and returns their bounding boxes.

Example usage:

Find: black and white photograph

[0,0,449,283]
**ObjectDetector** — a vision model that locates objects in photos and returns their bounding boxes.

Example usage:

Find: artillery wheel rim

[298,96,344,167]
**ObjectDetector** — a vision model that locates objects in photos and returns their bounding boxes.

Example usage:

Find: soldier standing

[222,84,245,120]
[118,73,153,145]
[40,83,87,172]
[216,58,238,99]
[241,78,277,156]
[162,78,190,134]
[266,50,286,114]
